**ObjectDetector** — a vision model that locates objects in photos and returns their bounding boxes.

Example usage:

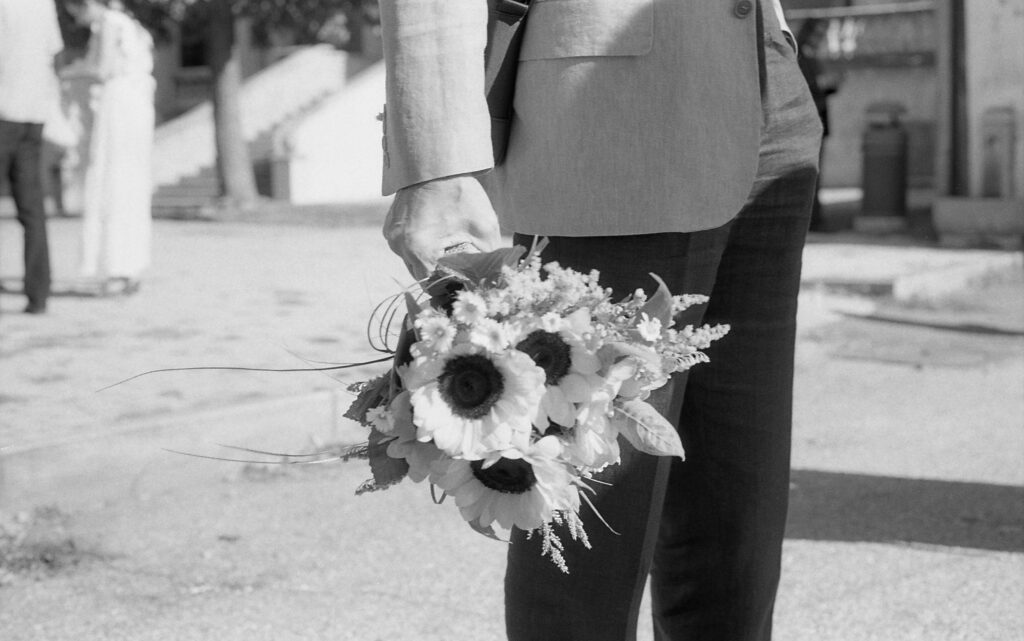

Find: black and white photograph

[1,1,1021,639]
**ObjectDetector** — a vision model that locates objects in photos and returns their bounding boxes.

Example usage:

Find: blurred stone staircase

[151,168,221,217]
[151,128,279,217]
[150,45,366,218]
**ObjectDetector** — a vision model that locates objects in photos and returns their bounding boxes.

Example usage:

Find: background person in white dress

[64,0,154,294]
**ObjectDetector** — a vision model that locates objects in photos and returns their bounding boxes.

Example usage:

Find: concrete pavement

[0,212,1022,640]
[0,213,1020,502]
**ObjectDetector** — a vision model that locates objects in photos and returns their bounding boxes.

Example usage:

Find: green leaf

[616,399,685,459]
[403,292,422,320]
[389,320,416,398]
[343,373,390,425]
[366,427,408,489]
[639,273,674,326]
[435,246,527,287]
[467,519,507,543]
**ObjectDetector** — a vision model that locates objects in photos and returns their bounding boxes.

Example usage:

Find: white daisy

[366,406,393,435]
[468,317,509,352]
[414,311,457,353]
[451,290,488,325]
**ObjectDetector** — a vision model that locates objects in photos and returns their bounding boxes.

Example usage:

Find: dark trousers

[505,35,823,641]
[0,119,51,306]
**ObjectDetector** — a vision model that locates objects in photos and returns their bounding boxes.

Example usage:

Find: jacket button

[734,0,753,18]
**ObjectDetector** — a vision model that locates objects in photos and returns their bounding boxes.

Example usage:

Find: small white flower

[452,291,488,325]
[367,391,415,437]
[415,313,456,353]
[539,312,563,333]
[469,317,509,352]
[366,406,392,434]
[636,313,662,342]
[485,290,512,317]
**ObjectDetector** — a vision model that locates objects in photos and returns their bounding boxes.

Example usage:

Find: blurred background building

[52,1,387,214]
[784,0,1023,245]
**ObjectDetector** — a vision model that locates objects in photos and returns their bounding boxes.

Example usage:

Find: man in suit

[0,0,63,315]
[378,1,822,639]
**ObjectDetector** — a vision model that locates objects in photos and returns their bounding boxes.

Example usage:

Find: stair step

[155,94,332,196]
[156,93,330,195]
[151,193,216,207]
[154,185,220,198]
[154,185,219,197]
[177,175,221,189]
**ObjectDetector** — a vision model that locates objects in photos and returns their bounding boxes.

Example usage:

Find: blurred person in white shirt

[0,0,64,315]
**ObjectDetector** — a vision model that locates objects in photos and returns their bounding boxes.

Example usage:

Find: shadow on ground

[787,468,1024,553]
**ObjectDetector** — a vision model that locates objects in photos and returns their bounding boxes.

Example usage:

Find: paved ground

[0,212,1022,639]
[2,215,1018,455]
[0,217,410,451]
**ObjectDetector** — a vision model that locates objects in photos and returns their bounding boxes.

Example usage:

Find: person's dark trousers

[0,119,51,309]
[504,35,822,641]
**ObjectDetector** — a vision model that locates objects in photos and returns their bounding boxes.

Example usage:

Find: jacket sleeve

[379,0,495,196]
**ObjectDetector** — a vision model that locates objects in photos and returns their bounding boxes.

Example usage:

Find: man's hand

[384,174,503,280]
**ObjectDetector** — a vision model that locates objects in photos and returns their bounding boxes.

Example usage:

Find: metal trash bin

[859,102,908,229]
[980,105,1017,198]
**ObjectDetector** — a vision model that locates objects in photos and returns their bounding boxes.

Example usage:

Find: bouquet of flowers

[344,241,728,571]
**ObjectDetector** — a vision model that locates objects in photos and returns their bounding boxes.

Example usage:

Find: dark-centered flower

[438,354,505,419]
[431,436,580,531]
[516,330,572,385]
[405,344,546,458]
[469,456,537,494]
[512,310,604,433]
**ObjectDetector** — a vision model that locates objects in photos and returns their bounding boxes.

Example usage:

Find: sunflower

[514,309,604,432]
[404,343,546,459]
[431,436,581,531]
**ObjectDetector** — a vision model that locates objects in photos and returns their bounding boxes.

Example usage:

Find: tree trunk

[207,0,257,206]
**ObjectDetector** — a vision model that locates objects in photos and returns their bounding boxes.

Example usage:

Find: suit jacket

[380,0,791,236]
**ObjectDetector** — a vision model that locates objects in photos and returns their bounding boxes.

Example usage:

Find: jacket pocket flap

[519,0,654,61]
